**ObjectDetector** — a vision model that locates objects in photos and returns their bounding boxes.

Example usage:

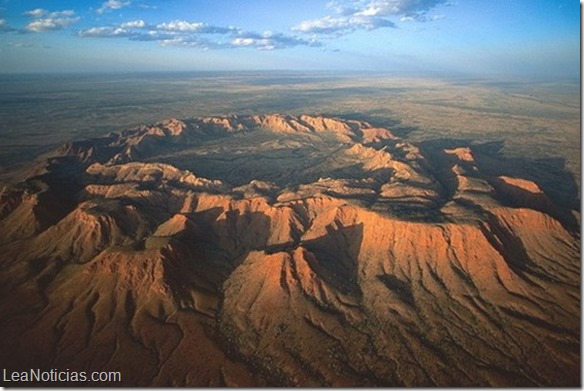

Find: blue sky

[0,0,579,77]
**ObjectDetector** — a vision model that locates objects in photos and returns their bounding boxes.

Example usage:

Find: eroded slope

[0,114,579,386]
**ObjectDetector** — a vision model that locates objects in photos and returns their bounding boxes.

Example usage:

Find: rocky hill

[0,114,579,386]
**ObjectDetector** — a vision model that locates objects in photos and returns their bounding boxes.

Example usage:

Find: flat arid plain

[1,73,580,206]
[0,72,579,386]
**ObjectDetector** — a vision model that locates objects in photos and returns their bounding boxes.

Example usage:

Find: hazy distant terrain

[0,72,579,193]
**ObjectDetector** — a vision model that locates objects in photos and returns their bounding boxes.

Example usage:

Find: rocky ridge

[0,114,579,386]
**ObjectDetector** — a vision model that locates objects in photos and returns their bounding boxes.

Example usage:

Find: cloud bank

[294,0,447,35]
[79,19,320,50]
[24,9,79,32]
[4,0,447,52]
[97,0,131,14]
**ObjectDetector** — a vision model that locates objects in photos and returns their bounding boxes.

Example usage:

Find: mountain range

[0,114,579,386]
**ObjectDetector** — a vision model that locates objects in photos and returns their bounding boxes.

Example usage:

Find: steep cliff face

[0,114,579,386]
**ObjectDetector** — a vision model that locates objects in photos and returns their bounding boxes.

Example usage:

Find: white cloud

[97,0,131,14]
[121,20,147,29]
[24,9,79,32]
[156,20,205,32]
[159,37,189,47]
[0,19,5,27]
[294,0,447,35]
[23,8,46,17]
[79,19,320,50]
[78,26,132,37]
[355,0,447,18]
[295,16,350,34]
[294,15,395,34]
[230,31,320,50]
[232,37,254,46]
[326,1,359,16]
[156,20,238,34]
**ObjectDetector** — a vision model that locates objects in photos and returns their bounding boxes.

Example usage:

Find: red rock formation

[0,114,578,387]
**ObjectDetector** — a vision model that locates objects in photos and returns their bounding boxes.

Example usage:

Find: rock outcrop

[0,114,579,386]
